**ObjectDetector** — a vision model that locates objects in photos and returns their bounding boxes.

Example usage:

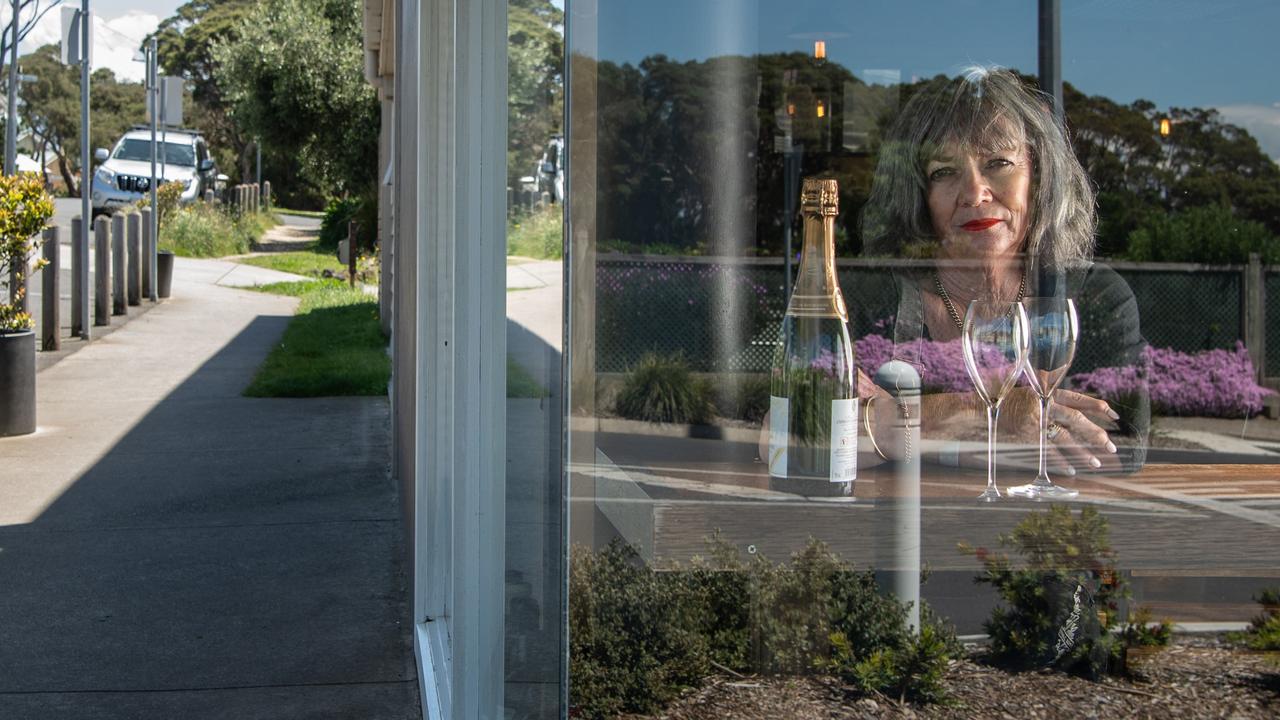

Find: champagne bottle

[768,177,857,498]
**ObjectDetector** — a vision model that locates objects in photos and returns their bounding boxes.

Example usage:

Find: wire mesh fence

[1266,271,1280,377]
[596,257,1265,376]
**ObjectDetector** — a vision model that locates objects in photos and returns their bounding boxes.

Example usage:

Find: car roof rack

[128,124,203,136]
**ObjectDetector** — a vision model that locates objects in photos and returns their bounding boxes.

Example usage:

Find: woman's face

[924,140,1033,261]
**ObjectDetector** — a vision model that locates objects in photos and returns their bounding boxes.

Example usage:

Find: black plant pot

[0,329,36,437]
[157,251,175,299]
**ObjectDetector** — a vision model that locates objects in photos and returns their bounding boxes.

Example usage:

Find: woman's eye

[927,167,954,182]
[986,158,1014,170]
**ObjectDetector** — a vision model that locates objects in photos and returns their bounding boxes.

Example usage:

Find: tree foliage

[212,0,377,196]
[508,0,563,186]
[17,45,145,195]
[0,172,54,331]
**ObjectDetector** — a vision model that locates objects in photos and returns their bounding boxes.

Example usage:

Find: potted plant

[0,172,55,437]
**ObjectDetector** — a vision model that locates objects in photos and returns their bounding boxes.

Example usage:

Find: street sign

[146,76,185,127]
[59,8,92,66]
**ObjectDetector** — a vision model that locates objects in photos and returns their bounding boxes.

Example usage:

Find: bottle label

[829,398,858,482]
[768,395,788,478]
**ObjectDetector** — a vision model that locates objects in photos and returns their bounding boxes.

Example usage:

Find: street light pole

[79,0,90,336]
[5,0,19,175]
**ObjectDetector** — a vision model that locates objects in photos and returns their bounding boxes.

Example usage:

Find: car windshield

[112,138,197,167]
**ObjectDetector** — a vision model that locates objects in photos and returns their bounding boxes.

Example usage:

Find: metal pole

[79,0,90,310]
[5,0,18,175]
[1038,0,1063,121]
[255,138,261,187]
[147,37,157,301]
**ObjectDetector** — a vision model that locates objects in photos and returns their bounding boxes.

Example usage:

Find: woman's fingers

[1055,389,1120,423]
[1050,404,1123,472]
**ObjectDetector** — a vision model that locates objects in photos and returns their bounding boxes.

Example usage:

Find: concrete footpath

[0,257,419,718]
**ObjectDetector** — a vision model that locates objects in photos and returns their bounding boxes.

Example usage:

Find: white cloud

[17,7,159,83]
[1216,104,1280,163]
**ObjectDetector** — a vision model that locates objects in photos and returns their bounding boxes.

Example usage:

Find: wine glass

[1008,297,1080,500]
[962,301,1029,502]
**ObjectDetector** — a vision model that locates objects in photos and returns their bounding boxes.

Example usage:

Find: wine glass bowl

[1008,298,1080,500]
[962,301,1029,502]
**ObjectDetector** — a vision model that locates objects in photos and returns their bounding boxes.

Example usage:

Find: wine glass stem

[1037,394,1050,485]
[986,403,1000,495]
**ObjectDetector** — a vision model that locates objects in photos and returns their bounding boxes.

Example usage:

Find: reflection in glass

[962,300,1028,502]
[1009,297,1080,500]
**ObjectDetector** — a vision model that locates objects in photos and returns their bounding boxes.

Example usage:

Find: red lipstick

[962,218,1002,231]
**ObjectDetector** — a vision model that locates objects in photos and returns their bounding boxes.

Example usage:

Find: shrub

[569,536,959,718]
[318,193,377,252]
[1123,203,1279,264]
[963,505,1127,679]
[714,374,771,423]
[137,181,186,230]
[0,173,54,332]
[614,352,715,424]
[1230,586,1280,652]
[160,204,275,258]
[1071,342,1271,418]
[1121,607,1174,649]
[507,203,562,259]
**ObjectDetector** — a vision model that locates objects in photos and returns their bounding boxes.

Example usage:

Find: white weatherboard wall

[414,0,508,717]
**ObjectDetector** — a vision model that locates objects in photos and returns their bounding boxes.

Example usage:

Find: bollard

[262,181,271,211]
[251,184,258,214]
[127,213,141,305]
[874,360,922,634]
[8,256,27,313]
[204,189,214,204]
[94,216,110,326]
[141,208,155,301]
[71,216,89,339]
[41,227,60,351]
[111,213,127,316]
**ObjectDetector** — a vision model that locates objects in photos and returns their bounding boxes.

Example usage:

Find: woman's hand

[1044,389,1122,474]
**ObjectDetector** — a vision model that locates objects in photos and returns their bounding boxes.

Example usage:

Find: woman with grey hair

[858,67,1149,479]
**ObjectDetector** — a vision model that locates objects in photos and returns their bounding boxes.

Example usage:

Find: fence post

[111,213,127,316]
[141,208,154,301]
[262,181,272,211]
[1244,252,1266,383]
[127,212,141,306]
[41,227,60,351]
[71,216,88,339]
[94,216,110,326]
[204,189,214,203]
[348,220,358,289]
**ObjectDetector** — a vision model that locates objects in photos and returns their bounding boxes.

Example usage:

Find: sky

[4,1,184,83]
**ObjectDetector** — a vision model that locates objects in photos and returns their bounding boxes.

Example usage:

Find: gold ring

[1047,422,1064,440]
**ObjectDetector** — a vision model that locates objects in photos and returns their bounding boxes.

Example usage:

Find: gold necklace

[932,267,1027,331]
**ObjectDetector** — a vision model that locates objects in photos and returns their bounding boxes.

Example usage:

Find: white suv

[91,128,217,215]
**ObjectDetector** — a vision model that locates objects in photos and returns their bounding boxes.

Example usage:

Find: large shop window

[563,1,1280,717]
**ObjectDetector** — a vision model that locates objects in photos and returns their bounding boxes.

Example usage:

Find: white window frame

[414,0,508,716]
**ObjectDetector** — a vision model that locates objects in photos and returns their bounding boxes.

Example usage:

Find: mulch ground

[622,636,1279,720]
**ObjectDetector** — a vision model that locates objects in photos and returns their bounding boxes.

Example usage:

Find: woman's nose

[958,167,992,206]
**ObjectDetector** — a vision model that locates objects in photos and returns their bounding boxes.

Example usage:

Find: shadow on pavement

[0,317,419,719]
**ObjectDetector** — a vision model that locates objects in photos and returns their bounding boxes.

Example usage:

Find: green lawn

[244,281,389,397]
[239,249,345,278]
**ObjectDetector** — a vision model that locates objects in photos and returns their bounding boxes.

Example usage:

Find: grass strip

[239,249,345,278]
[245,281,389,397]
[274,208,326,219]
[507,357,549,398]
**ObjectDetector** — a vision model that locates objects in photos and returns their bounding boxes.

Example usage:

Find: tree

[151,0,255,178]
[508,0,562,186]
[17,44,144,195]
[212,0,377,196]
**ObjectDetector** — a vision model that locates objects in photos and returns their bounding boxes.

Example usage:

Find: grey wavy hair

[861,67,1095,267]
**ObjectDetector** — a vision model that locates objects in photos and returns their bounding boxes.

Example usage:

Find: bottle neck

[786,211,847,319]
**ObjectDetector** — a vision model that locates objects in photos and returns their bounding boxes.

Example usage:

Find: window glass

[567,1,1280,716]
[506,0,565,717]
[112,138,197,167]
